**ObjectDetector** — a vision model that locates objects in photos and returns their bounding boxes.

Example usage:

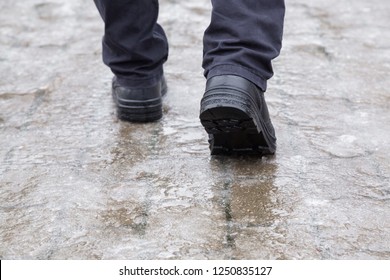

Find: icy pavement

[1,0,390,259]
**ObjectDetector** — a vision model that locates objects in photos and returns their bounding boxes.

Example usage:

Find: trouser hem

[205,64,268,92]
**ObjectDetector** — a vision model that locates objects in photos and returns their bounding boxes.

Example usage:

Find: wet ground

[1,0,390,259]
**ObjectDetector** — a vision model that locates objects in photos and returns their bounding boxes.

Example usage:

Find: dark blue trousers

[94,0,285,91]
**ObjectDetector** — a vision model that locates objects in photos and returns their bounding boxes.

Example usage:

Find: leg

[203,0,285,91]
[200,0,285,155]
[94,0,169,122]
[94,0,168,88]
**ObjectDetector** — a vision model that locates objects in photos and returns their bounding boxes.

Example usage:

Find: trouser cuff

[206,64,268,92]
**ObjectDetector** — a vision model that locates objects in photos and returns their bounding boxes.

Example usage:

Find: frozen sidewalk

[1,0,390,259]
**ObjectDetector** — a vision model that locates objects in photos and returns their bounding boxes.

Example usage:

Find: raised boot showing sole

[199,75,276,155]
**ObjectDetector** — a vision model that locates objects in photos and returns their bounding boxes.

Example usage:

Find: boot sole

[116,97,163,122]
[200,89,275,155]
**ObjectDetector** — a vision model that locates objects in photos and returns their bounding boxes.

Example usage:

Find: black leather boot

[112,76,167,122]
[200,75,276,155]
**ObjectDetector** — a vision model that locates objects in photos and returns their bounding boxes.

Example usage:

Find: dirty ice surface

[1,0,390,259]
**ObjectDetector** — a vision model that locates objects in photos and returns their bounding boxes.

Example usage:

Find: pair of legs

[94,0,285,155]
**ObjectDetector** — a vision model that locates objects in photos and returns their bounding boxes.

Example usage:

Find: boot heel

[199,75,276,155]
